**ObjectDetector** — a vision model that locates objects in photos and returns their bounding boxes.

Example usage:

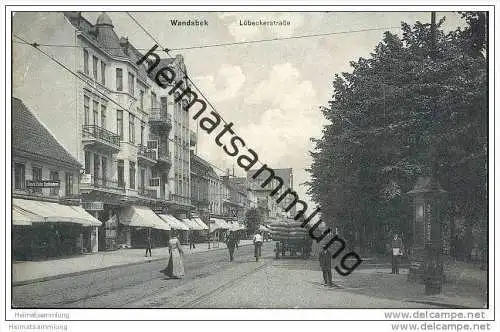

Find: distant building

[222,176,249,224]
[207,167,224,218]
[190,151,210,214]
[247,167,295,222]
[12,97,101,259]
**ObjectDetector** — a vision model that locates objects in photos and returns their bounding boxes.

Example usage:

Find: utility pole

[407,12,447,295]
[425,11,446,295]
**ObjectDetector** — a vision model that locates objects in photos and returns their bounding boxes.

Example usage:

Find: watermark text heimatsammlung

[137,45,362,275]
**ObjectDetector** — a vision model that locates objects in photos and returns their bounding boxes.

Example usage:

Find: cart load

[267,220,312,259]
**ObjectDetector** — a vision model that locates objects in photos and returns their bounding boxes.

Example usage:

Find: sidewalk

[12,240,254,285]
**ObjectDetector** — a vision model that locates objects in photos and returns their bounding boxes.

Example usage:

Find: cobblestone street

[12,241,487,309]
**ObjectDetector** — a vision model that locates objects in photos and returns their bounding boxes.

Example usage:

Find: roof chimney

[119,37,129,55]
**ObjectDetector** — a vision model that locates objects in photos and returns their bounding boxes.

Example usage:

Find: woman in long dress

[163,232,185,279]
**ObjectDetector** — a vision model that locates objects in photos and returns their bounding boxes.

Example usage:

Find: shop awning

[227,221,240,231]
[158,214,189,231]
[191,217,208,230]
[181,218,203,231]
[12,198,101,227]
[12,206,40,225]
[120,206,170,230]
[209,218,230,231]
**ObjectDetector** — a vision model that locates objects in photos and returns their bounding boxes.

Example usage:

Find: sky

[12,11,466,210]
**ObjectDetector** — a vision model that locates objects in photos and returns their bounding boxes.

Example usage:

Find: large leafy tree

[245,207,263,235]
[308,12,488,255]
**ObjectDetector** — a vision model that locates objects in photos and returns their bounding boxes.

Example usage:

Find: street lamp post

[406,12,448,295]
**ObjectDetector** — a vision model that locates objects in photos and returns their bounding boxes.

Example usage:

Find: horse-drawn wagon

[267,220,313,259]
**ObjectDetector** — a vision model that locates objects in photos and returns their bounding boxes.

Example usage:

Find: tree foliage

[308,12,488,252]
[245,207,263,235]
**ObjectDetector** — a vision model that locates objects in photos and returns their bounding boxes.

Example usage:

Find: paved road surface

[14,242,471,309]
[12,242,273,308]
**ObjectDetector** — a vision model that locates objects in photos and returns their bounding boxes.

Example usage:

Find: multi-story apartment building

[12,98,101,259]
[13,12,194,250]
[190,151,210,213]
[207,168,224,218]
[247,168,295,222]
[222,176,249,224]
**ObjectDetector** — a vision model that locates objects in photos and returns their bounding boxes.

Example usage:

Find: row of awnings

[209,218,246,232]
[12,199,246,232]
[12,198,101,227]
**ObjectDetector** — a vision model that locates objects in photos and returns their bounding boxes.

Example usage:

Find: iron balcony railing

[149,108,172,125]
[82,174,126,192]
[82,125,121,147]
[147,140,171,164]
[138,187,158,199]
[170,193,190,205]
[158,149,171,163]
[137,145,157,160]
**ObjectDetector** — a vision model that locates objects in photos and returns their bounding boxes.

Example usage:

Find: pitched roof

[64,12,128,58]
[12,97,82,169]
[146,58,176,82]
[64,12,177,85]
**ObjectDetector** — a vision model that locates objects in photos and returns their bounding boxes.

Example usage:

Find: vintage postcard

[3,2,495,329]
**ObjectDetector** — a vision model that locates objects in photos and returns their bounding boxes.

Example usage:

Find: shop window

[14,163,25,189]
[49,171,59,196]
[65,173,74,196]
[32,166,42,194]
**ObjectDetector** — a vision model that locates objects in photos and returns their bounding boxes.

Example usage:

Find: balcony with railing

[170,193,191,206]
[82,125,121,153]
[138,187,158,200]
[137,144,157,165]
[147,140,171,167]
[148,108,172,131]
[157,148,171,166]
[80,174,126,194]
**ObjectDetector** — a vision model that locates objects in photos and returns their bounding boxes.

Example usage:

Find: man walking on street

[391,233,404,274]
[253,230,263,262]
[319,247,333,286]
[145,228,152,257]
[189,231,196,250]
[226,230,237,262]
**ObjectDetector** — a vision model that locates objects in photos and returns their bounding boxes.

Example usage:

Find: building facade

[222,176,249,224]
[13,12,194,250]
[12,98,101,259]
[247,168,294,222]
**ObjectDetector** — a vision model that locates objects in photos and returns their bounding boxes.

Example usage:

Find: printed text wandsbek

[137,45,362,275]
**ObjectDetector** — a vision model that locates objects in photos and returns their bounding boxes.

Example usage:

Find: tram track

[13,251,230,308]
[13,244,275,308]
[178,259,272,308]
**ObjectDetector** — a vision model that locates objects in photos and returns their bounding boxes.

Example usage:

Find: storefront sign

[81,174,92,184]
[82,201,104,211]
[25,180,60,188]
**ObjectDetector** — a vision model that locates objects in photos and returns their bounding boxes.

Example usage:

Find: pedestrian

[235,231,240,249]
[145,228,152,257]
[162,231,185,279]
[391,232,404,274]
[253,230,263,262]
[226,230,237,262]
[189,231,196,250]
[319,247,333,286]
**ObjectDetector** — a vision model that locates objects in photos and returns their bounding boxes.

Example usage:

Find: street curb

[13,243,253,287]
